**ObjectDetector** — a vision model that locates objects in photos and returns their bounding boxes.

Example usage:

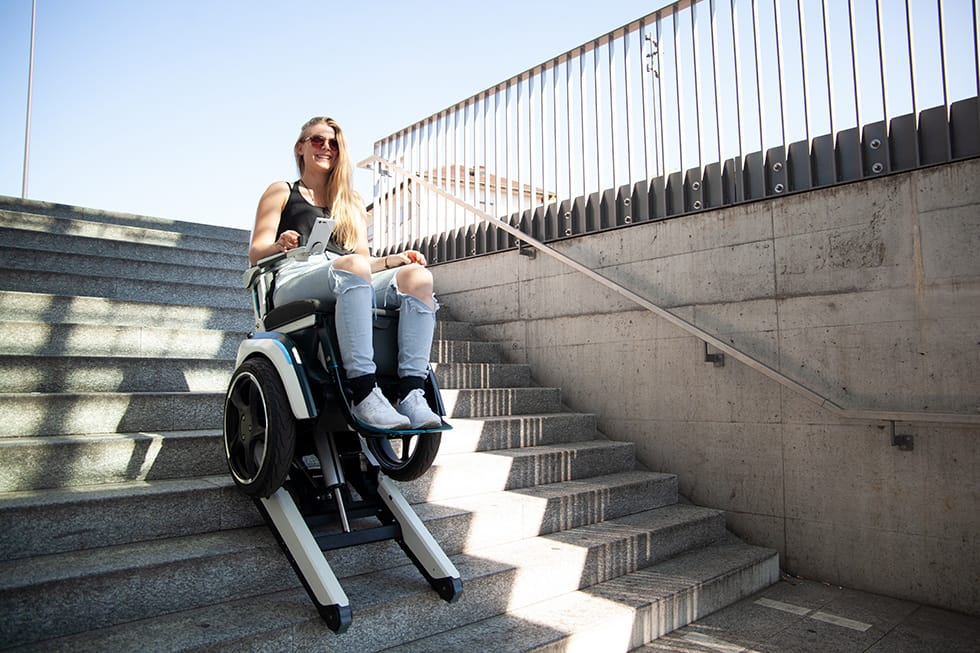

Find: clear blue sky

[0,0,661,231]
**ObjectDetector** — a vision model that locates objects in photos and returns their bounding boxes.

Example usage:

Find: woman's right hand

[275,230,300,253]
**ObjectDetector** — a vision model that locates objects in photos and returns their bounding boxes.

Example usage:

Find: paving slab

[637,576,980,653]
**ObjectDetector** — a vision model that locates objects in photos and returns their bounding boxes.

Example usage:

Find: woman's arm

[248,182,297,265]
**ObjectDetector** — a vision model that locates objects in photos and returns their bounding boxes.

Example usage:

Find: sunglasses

[304,135,339,150]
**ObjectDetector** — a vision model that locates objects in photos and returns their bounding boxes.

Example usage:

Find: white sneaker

[351,387,411,430]
[397,388,443,429]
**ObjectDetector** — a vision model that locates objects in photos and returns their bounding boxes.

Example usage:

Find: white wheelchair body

[222,252,461,632]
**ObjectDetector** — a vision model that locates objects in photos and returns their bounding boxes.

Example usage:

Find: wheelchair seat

[223,251,450,498]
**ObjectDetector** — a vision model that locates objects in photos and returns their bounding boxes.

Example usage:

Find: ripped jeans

[272,255,438,380]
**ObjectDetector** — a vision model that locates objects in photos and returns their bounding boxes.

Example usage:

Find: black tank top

[277,181,346,253]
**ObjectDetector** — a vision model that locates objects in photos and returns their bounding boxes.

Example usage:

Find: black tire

[364,432,441,482]
[223,357,296,497]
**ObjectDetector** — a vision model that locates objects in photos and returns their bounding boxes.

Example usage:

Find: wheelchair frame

[223,252,462,632]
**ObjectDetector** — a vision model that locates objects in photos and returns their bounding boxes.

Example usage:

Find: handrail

[360,154,980,426]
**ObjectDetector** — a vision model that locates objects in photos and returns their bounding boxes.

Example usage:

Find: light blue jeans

[272,254,438,379]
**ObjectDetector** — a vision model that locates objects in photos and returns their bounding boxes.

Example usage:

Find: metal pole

[22,0,38,199]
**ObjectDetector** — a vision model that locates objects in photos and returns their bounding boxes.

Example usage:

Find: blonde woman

[248,116,440,430]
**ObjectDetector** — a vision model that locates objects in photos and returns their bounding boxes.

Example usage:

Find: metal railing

[367,0,979,258]
[361,0,980,426]
[359,154,980,426]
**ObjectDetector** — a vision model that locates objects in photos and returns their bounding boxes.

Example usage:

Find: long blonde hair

[295,116,363,251]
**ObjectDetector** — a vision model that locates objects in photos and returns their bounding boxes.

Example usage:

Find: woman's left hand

[388,250,427,267]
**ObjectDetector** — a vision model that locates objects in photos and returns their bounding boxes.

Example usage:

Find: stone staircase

[0,197,778,652]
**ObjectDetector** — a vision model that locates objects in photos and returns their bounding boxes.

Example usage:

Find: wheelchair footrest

[353,420,453,438]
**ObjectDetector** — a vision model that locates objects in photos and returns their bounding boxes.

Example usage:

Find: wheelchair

[221,251,461,632]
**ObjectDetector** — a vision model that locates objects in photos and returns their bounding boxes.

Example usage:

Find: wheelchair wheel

[223,357,296,498]
[364,432,441,482]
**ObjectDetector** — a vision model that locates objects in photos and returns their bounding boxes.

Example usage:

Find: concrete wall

[431,158,980,615]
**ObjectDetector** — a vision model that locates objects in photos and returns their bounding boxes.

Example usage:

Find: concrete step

[0,245,242,288]
[0,354,234,393]
[0,355,530,394]
[0,320,246,359]
[0,223,245,270]
[0,386,566,437]
[0,430,231,493]
[398,439,638,503]
[437,412,600,455]
[440,387,565,419]
[0,197,251,242]
[0,412,600,492]
[384,537,780,653]
[0,290,254,332]
[0,391,225,436]
[0,503,724,650]
[0,475,255,561]
[0,467,674,562]
[0,268,250,309]
[430,338,506,363]
[433,319,477,341]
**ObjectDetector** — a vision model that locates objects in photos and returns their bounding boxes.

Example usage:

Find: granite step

[0,197,251,242]
[0,290,254,332]
[0,221,245,269]
[0,386,568,436]
[0,468,674,562]
[0,269,250,310]
[384,537,781,653]
[0,245,242,288]
[0,412,601,492]
[0,504,723,651]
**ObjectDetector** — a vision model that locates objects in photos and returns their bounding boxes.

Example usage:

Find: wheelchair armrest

[242,252,288,289]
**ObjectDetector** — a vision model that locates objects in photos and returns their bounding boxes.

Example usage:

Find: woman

[248,116,441,430]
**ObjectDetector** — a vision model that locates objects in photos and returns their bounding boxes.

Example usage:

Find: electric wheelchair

[222,250,461,632]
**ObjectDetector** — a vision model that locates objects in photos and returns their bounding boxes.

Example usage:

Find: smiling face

[295,121,340,175]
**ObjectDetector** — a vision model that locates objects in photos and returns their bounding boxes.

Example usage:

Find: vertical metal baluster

[454,102,462,234]
[553,56,561,222]
[423,120,431,247]
[937,0,952,161]
[691,0,704,205]
[414,123,423,246]
[529,70,537,230]
[516,74,524,223]
[484,90,492,248]
[773,0,789,189]
[538,63,554,218]
[580,46,588,212]
[448,107,456,239]
[905,0,920,167]
[504,81,512,227]
[847,0,866,177]
[672,6,685,198]
[821,0,840,180]
[798,0,815,185]
[709,0,725,201]
[495,84,503,226]
[373,137,383,253]
[640,18,652,189]
[594,39,603,207]
[609,33,620,205]
[567,52,575,232]
[873,0,891,173]
[750,0,767,193]
[655,12,667,211]
[624,24,635,208]
[391,133,401,253]
[731,0,747,200]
